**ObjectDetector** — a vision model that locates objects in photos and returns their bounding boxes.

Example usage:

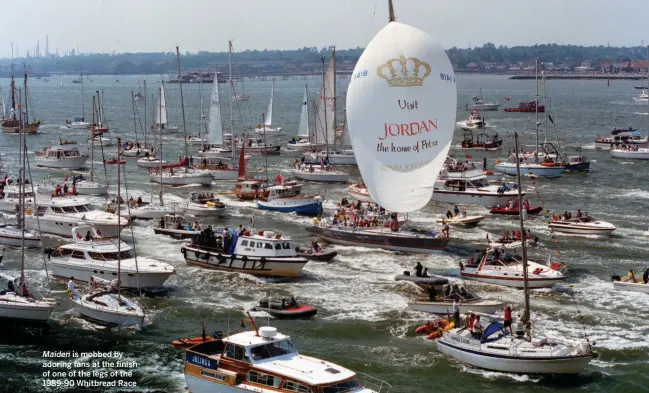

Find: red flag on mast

[237,142,246,181]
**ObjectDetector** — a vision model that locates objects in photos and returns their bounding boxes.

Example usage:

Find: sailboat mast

[321,57,329,156]
[229,41,235,161]
[144,80,148,144]
[91,96,96,182]
[312,98,318,146]
[81,69,85,120]
[23,72,29,124]
[388,0,396,22]
[116,137,121,301]
[10,74,15,115]
[514,132,531,334]
[535,58,539,163]
[175,46,189,161]
[159,88,164,201]
[332,47,337,146]
[19,88,25,287]
[131,91,138,145]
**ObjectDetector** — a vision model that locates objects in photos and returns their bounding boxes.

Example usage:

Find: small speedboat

[394,274,449,286]
[436,215,484,228]
[409,297,504,316]
[490,206,544,215]
[548,216,616,236]
[296,248,338,262]
[612,274,649,294]
[104,159,126,165]
[249,298,317,319]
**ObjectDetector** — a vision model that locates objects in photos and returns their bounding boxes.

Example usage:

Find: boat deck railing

[356,372,392,393]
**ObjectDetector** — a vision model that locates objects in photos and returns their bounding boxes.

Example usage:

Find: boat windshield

[322,378,361,393]
[89,250,136,260]
[468,179,489,188]
[249,339,297,361]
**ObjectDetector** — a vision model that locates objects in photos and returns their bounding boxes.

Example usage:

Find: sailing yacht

[438,133,594,374]
[0,122,56,323]
[65,71,91,129]
[286,85,323,152]
[231,65,249,101]
[2,74,41,134]
[67,152,145,328]
[134,77,145,101]
[74,96,108,195]
[254,79,282,134]
[151,82,179,132]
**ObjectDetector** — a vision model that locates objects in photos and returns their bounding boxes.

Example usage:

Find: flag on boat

[504,97,510,101]
[465,154,472,159]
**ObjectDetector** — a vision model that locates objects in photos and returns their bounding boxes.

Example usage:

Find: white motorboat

[49,226,175,289]
[634,90,649,104]
[65,120,92,129]
[309,149,357,165]
[136,156,168,168]
[186,135,204,145]
[70,286,145,327]
[409,297,503,315]
[74,179,108,196]
[612,275,649,294]
[185,192,226,217]
[435,214,484,228]
[595,128,647,149]
[235,137,282,156]
[494,157,564,178]
[285,138,324,152]
[0,274,57,323]
[88,135,112,146]
[610,146,649,160]
[256,185,322,216]
[431,162,522,206]
[456,110,489,130]
[0,226,41,248]
[182,228,309,277]
[122,146,150,158]
[548,216,616,236]
[0,185,35,213]
[348,183,374,203]
[33,145,89,169]
[149,166,214,186]
[183,324,388,393]
[124,203,181,220]
[292,164,350,183]
[24,188,128,237]
[460,247,566,289]
[199,145,232,158]
[467,91,500,111]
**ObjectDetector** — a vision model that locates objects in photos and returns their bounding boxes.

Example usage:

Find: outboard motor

[611,275,621,282]
[403,271,411,276]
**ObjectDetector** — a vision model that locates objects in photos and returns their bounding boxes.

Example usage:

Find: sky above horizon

[2,0,648,57]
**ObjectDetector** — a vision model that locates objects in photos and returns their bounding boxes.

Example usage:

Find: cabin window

[71,250,85,259]
[274,243,282,250]
[224,344,250,363]
[282,242,291,250]
[200,371,225,381]
[247,371,280,388]
[51,248,73,258]
[77,205,91,212]
[63,206,77,213]
[240,240,248,247]
[322,378,361,393]
[88,252,105,261]
[250,339,297,361]
[53,207,66,214]
[36,206,48,216]
[284,381,312,393]
[256,242,263,249]
[264,243,273,250]
[102,253,119,261]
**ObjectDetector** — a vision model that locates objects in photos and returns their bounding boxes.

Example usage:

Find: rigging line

[120,161,142,298]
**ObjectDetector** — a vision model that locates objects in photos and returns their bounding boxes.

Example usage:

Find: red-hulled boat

[250,298,318,319]
[504,101,545,113]
[490,206,544,215]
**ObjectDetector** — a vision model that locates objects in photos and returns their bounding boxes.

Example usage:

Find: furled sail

[206,75,223,145]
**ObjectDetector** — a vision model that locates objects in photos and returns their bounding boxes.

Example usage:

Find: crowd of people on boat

[496,183,517,194]
[551,208,591,221]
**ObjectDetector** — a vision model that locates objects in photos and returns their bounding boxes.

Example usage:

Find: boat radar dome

[259,326,278,339]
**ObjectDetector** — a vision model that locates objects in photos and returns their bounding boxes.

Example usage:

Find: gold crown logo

[377,55,431,87]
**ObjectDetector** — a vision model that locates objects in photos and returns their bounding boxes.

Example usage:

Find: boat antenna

[246,311,260,336]
[514,132,531,337]
[175,46,189,163]
[388,0,396,22]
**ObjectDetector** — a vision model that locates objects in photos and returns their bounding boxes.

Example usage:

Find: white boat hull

[75,181,108,195]
[209,169,238,180]
[469,103,500,111]
[70,295,144,326]
[137,158,168,168]
[494,163,564,177]
[293,169,350,183]
[25,216,125,238]
[0,295,56,322]
[122,149,150,158]
[51,261,172,289]
[149,172,214,186]
[460,273,564,289]
[35,156,89,169]
[610,149,649,160]
[437,339,592,374]
[548,223,616,236]
[408,300,503,315]
[67,122,91,129]
[0,228,42,248]
[613,280,649,293]
[129,206,180,220]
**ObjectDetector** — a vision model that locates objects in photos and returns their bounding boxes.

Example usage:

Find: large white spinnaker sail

[346,21,456,213]
[206,75,223,145]
[155,83,169,126]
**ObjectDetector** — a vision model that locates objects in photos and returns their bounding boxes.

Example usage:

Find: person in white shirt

[452,299,461,326]
[473,315,483,340]
[67,277,80,299]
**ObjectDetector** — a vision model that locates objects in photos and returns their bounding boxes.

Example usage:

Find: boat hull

[306,226,449,254]
[494,163,564,177]
[70,296,144,327]
[437,339,592,374]
[75,182,108,195]
[548,223,616,235]
[182,245,307,277]
[469,103,500,111]
[610,149,649,160]
[0,230,42,248]
[25,217,125,238]
[460,272,564,289]
[153,227,201,240]
[256,198,323,216]
[613,280,649,293]
[431,190,522,207]
[35,156,89,170]
[185,206,226,217]
[292,169,350,183]
[208,169,238,180]
[149,173,214,186]
[408,300,503,315]
[0,299,55,322]
[564,162,590,172]
[51,262,173,289]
